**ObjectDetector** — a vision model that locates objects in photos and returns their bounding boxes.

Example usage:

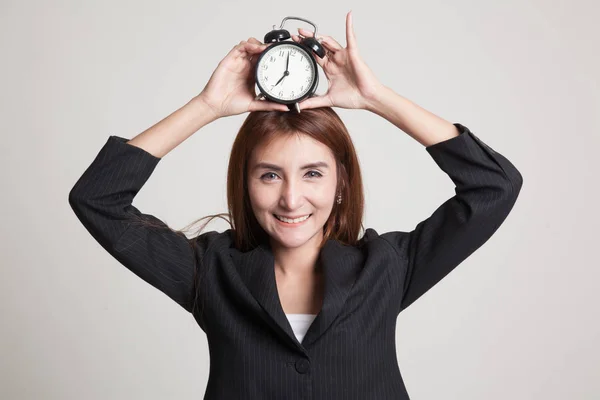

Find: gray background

[1,0,598,398]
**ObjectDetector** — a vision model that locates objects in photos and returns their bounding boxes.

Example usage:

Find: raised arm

[369,88,523,313]
[68,97,219,313]
[284,13,523,313]
[68,37,287,314]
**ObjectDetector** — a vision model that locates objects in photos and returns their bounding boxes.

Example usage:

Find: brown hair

[130,107,366,314]
[226,107,365,251]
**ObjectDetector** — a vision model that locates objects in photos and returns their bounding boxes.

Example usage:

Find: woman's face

[247,133,338,250]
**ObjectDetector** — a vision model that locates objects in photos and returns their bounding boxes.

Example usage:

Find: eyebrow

[252,161,330,172]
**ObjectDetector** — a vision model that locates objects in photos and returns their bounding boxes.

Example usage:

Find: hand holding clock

[291,11,385,111]
[197,39,290,119]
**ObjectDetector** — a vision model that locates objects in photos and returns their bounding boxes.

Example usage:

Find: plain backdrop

[1,0,598,399]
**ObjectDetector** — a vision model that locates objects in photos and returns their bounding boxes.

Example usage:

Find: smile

[273,214,312,225]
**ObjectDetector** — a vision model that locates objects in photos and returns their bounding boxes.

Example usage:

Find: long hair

[227,107,365,251]
[129,107,365,315]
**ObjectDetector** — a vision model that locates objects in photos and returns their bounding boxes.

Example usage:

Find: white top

[285,313,317,343]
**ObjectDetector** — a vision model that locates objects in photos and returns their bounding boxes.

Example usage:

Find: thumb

[299,94,332,110]
[249,99,290,113]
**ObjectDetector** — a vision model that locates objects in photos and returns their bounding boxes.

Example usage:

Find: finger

[319,36,343,52]
[247,37,262,45]
[224,41,244,58]
[245,38,260,60]
[313,35,341,60]
[291,33,307,45]
[240,42,269,54]
[297,28,343,51]
[299,95,332,110]
[249,100,290,113]
[233,40,268,53]
[236,42,269,61]
[319,40,338,58]
[346,10,358,51]
[245,38,278,50]
[231,40,248,57]
[291,34,327,67]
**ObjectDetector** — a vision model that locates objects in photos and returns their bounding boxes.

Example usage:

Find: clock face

[256,43,317,102]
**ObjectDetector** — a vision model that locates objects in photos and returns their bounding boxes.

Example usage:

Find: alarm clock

[254,16,327,113]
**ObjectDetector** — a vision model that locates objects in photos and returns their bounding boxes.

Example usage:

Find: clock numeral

[262,64,268,70]
[291,49,296,56]
[269,56,275,62]
[279,50,285,57]
[291,91,294,97]
[305,65,309,71]
[265,76,269,81]
[305,76,311,83]
[279,90,284,97]
[300,86,304,91]
[301,56,304,62]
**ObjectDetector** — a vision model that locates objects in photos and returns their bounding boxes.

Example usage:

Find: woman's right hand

[197,38,290,119]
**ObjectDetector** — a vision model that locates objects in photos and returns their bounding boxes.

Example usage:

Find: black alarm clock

[254,16,327,113]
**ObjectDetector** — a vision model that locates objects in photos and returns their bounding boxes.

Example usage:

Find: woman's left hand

[292,11,385,111]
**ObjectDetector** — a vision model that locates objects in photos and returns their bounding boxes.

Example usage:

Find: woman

[69,11,523,400]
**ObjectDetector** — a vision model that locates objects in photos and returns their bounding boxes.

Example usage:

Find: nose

[279,179,303,210]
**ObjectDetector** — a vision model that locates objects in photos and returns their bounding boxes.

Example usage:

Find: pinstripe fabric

[68,123,523,399]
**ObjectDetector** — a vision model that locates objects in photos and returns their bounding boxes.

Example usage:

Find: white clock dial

[257,44,316,101]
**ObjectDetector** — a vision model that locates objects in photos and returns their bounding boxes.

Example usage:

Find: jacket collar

[229,232,365,351]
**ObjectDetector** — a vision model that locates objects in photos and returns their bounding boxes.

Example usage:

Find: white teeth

[275,214,311,223]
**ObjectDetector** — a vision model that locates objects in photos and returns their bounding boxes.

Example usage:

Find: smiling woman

[68,101,522,399]
[228,107,365,252]
[68,11,523,399]
[248,133,337,252]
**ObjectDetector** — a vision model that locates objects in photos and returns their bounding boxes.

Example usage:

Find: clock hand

[271,74,285,88]
[271,53,291,89]
[271,70,290,89]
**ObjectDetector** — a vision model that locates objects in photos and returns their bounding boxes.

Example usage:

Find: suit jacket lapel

[229,236,364,350]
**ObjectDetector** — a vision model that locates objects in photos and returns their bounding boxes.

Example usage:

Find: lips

[273,213,312,224]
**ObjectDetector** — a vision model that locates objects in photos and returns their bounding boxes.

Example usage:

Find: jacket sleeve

[381,123,523,314]
[68,135,208,314]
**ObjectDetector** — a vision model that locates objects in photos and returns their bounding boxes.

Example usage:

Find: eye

[260,172,278,181]
[260,170,323,181]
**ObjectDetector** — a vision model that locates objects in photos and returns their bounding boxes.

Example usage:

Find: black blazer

[68,122,523,399]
